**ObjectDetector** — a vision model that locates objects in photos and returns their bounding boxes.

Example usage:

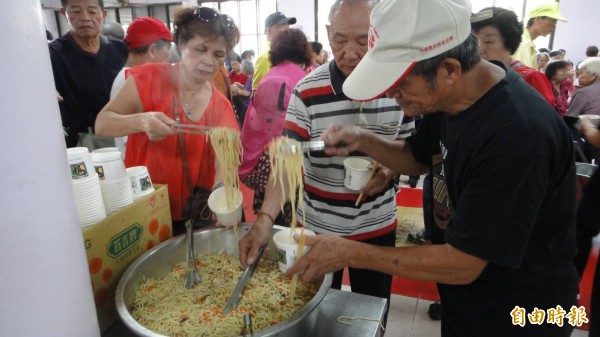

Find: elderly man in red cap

[514,1,567,68]
[110,16,173,155]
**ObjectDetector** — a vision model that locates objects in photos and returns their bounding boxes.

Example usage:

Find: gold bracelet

[255,211,275,225]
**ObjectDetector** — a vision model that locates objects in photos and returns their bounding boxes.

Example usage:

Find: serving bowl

[115,224,331,337]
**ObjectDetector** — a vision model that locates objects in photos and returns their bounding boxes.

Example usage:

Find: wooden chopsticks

[355,162,380,207]
[289,228,306,299]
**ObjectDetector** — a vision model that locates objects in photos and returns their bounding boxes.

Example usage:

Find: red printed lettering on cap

[419,35,454,53]
[368,24,380,49]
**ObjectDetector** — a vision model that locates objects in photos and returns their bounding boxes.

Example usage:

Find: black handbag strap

[171,63,194,192]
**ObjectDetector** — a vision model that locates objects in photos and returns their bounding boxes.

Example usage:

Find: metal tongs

[173,123,211,135]
[282,140,326,154]
[222,244,267,314]
[184,220,201,289]
[281,140,349,154]
[241,313,253,336]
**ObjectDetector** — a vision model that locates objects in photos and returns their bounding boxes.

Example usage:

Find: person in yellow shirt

[513,1,566,69]
[252,12,296,90]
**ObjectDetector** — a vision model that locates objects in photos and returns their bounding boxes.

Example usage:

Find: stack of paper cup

[92,149,133,215]
[127,166,155,199]
[67,147,106,227]
[92,146,124,159]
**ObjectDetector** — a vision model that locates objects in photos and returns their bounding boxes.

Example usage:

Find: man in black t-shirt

[49,0,127,149]
[284,1,579,336]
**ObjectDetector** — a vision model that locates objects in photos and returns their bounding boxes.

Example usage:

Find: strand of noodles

[132,252,317,336]
[268,137,305,229]
[209,127,242,229]
[289,228,306,299]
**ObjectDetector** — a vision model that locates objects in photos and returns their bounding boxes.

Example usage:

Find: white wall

[278,0,316,41]
[553,0,599,66]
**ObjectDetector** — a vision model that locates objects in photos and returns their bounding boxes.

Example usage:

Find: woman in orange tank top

[95,7,240,235]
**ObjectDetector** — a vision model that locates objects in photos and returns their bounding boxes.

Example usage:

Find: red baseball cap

[124,17,173,50]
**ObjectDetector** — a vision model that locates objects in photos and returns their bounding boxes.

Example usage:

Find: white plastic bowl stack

[67,147,107,227]
[126,166,155,200]
[92,149,133,215]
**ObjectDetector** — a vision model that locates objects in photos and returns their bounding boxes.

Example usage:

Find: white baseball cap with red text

[343,0,473,101]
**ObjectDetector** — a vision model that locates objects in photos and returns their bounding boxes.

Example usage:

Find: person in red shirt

[546,60,571,116]
[229,55,248,124]
[229,55,248,86]
[471,7,556,108]
[95,7,241,235]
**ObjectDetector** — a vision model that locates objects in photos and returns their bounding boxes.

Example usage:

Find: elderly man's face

[326,1,371,78]
[386,72,444,117]
[62,0,106,39]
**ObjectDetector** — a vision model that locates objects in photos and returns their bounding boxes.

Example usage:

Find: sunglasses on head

[194,7,237,30]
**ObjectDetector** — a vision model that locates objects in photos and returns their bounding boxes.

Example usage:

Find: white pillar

[0,1,100,336]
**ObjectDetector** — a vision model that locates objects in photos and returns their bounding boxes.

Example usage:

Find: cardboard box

[82,184,172,332]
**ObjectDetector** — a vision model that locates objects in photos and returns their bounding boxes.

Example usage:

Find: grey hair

[410,33,481,88]
[579,57,600,78]
[62,0,104,10]
[328,0,380,22]
[240,60,254,75]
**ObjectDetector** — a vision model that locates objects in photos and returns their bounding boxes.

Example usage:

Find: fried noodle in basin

[132,252,317,337]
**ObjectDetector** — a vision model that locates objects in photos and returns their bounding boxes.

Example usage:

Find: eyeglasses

[194,7,237,31]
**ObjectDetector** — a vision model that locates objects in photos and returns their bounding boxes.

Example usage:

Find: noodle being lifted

[209,127,242,225]
[132,252,317,336]
[268,137,305,228]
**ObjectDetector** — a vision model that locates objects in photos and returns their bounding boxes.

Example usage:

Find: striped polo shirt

[283,61,413,239]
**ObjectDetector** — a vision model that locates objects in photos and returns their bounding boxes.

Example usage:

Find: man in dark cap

[251,12,296,90]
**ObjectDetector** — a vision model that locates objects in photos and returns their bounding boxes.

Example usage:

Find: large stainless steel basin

[115,224,332,337]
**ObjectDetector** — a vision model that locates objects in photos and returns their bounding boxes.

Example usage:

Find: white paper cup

[92,146,124,160]
[92,147,120,154]
[396,228,410,244]
[126,166,154,198]
[273,228,316,273]
[580,114,600,127]
[67,147,96,180]
[343,157,372,190]
[92,151,127,182]
[207,186,243,226]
